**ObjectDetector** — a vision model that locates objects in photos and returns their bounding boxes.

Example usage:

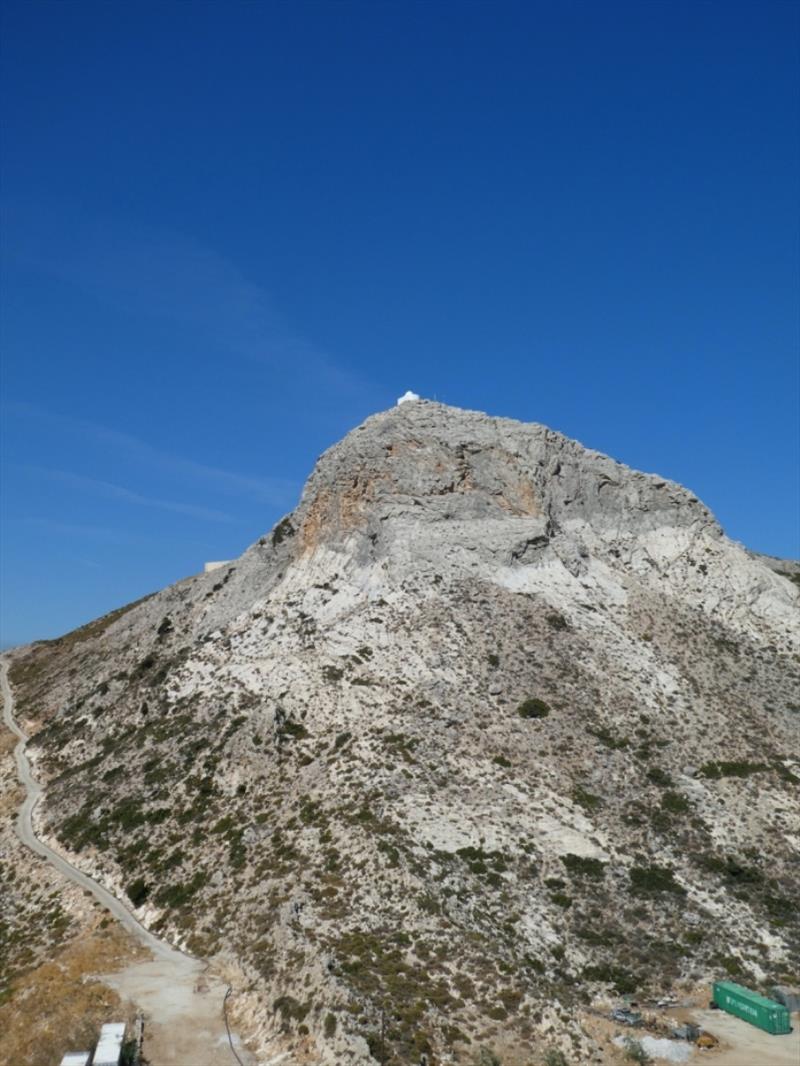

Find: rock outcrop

[7,400,800,1065]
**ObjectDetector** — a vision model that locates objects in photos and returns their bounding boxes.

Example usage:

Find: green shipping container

[713,981,793,1035]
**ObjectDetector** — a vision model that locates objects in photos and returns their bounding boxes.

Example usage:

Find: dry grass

[0,919,143,1066]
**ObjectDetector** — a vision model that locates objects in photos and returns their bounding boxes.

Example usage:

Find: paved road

[0,657,192,966]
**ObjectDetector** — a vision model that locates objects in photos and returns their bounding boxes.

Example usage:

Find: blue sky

[1,0,798,647]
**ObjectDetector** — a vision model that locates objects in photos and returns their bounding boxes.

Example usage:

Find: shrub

[278,719,308,741]
[629,864,685,895]
[661,790,690,813]
[700,854,763,884]
[544,1050,569,1066]
[324,1012,337,1038]
[588,726,628,750]
[561,854,606,879]
[573,785,603,812]
[699,760,768,779]
[517,698,551,719]
[584,963,638,994]
[273,995,309,1023]
[475,1050,502,1066]
[154,870,208,909]
[271,516,294,546]
[125,878,150,907]
[646,766,672,787]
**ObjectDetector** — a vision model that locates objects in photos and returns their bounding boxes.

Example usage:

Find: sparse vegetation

[573,785,603,811]
[543,1051,569,1066]
[584,963,638,994]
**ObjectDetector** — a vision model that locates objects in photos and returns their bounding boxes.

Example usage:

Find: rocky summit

[6,399,800,1064]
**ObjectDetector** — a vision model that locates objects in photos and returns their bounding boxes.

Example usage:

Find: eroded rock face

[8,401,800,1065]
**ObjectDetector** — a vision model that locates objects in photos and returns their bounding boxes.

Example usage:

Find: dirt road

[1,657,256,1066]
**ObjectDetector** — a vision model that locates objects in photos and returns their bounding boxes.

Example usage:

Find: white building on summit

[397,390,420,404]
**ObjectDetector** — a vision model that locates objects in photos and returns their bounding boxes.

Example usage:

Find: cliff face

[8,400,800,1065]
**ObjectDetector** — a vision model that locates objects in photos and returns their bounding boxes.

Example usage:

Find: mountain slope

[7,400,800,1065]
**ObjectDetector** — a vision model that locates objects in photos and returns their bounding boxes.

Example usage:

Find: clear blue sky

[1,0,798,647]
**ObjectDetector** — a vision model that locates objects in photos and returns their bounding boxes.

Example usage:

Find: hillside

[6,399,800,1065]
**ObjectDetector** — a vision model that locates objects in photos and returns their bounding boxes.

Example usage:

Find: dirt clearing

[99,956,257,1066]
[688,1008,799,1065]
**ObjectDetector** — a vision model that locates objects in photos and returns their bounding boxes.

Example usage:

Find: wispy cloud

[23,466,238,523]
[8,517,151,545]
[5,402,296,506]
[2,205,380,403]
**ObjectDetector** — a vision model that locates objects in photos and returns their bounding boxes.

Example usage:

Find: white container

[93,1023,126,1066]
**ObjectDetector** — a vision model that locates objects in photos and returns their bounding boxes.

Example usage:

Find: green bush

[154,870,208,909]
[561,853,606,878]
[278,719,308,741]
[517,698,551,719]
[629,864,685,895]
[271,516,294,546]
[588,726,628,750]
[273,994,309,1022]
[573,785,603,811]
[661,790,690,813]
[646,766,672,787]
[699,760,768,779]
[125,878,150,907]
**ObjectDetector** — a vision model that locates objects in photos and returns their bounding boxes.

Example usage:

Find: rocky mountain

[7,399,800,1065]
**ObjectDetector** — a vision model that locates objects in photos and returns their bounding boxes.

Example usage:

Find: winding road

[1,658,189,964]
[1,657,254,1066]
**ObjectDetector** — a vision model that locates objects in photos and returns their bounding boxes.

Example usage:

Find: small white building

[93,1023,126,1066]
[59,1054,91,1066]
